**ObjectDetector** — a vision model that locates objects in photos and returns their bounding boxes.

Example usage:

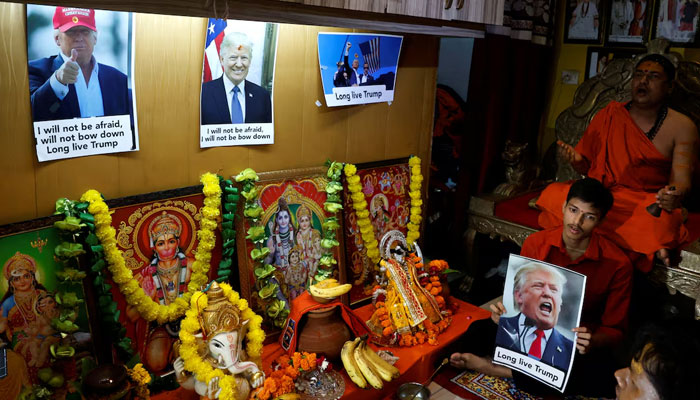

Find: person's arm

[657,120,699,211]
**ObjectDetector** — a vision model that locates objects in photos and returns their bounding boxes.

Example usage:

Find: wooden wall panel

[0,3,438,225]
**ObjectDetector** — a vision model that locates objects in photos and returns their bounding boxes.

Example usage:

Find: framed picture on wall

[0,216,97,385]
[340,158,411,306]
[653,0,699,46]
[103,186,222,375]
[606,0,653,45]
[564,0,605,43]
[235,167,346,337]
[585,46,645,79]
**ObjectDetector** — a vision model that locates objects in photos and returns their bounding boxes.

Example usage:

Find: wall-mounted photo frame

[341,158,411,306]
[103,186,222,375]
[585,46,645,79]
[565,0,605,44]
[0,216,97,385]
[606,0,653,45]
[653,0,699,46]
[236,167,346,338]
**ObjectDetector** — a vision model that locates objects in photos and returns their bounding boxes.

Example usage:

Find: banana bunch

[308,278,351,299]
[340,337,400,389]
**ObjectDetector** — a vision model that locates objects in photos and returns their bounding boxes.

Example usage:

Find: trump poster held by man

[27,5,138,162]
[318,32,403,107]
[199,19,277,148]
[493,254,586,392]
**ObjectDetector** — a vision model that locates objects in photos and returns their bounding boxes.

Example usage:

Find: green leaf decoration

[222,221,234,230]
[85,222,95,231]
[223,213,235,221]
[54,198,74,216]
[57,292,83,306]
[254,264,276,279]
[79,212,95,223]
[235,168,260,182]
[224,203,238,212]
[75,202,89,211]
[54,216,84,231]
[319,254,337,266]
[85,233,99,246]
[217,268,231,278]
[223,238,236,248]
[223,247,235,257]
[258,282,278,299]
[55,242,85,258]
[325,181,343,194]
[322,218,340,230]
[224,185,238,194]
[267,299,286,318]
[323,202,343,213]
[90,244,103,254]
[326,193,342,203]
[91,259,106,272]
[222,229,236,238]
[226,194,240,203]
[216,276,228,283]
[53,319,79,333]
[56,268,86,282]
[244,206,264,219]
[242,187,260,200]
[246,226,266,243]
[219,258,233,270]
[321,238,339,249]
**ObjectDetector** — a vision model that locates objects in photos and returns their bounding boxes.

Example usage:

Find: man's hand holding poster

[492,254,586,392]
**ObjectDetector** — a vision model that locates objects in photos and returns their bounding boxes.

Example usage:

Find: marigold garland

[406,156,423,245]
[80,173,221,324]
[179,283,265,400]
[344,163,381,266]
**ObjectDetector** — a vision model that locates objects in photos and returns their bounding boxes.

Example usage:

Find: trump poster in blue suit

[491,254,585,392]
[26,5,139,162]
[200,19,277,148]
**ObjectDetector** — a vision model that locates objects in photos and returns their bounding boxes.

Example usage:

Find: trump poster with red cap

[26,5,138,162]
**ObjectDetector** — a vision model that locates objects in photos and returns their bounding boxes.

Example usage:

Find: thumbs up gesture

[55,49,79,85]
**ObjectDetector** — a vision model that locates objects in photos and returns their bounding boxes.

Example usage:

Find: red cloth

[279,291,369,355]
[521,227,633,346]
[494,191,543,229]
[537,102,690,272]
[263,297,490,400]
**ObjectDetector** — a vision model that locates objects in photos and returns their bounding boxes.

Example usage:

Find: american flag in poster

[359,37,380,74]
[203,18,227,82]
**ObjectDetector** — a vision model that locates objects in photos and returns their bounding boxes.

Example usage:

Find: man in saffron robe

[537,54,698,271]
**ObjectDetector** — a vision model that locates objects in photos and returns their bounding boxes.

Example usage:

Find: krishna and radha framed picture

[236,166,346,337]
[341,158,412,305]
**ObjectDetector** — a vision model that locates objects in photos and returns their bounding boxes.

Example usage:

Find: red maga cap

[53,7,96,33]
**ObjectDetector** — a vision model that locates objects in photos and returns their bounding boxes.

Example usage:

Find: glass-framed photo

[607,0,653,45]
[653,0,699,46]
[585,46,645,79]
[564,0,604,43]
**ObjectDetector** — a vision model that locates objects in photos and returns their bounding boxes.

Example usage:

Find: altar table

[152,297,490,399]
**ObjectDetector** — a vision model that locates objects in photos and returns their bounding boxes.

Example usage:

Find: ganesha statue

[174,282,265,400]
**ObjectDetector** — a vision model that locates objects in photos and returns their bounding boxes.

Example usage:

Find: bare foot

[656,248,671,267]
[449,353,512,378]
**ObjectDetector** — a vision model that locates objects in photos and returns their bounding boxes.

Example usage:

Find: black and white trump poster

[318,32,402,107]
[493,254,586,392]
[200,19,277,147]
[27,5,139,162]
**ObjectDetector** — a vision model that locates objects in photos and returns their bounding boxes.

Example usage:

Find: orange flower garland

[253,352,318,400]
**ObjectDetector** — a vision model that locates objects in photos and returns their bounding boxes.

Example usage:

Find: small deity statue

[367,231,443,346]
[174,282,265,400]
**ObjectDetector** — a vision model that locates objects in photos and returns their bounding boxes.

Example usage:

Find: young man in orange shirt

[451,178,633,397]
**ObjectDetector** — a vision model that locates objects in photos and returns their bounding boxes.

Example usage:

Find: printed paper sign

[200,19,277,147]
[318,32,403,107]
[492,254,586,392]
[27,5,138,161]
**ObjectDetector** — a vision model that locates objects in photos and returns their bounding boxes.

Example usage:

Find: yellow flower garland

[406,156,424,245]
[344,163,381,265]
[179,283,265,400]
[80,173,221,324]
